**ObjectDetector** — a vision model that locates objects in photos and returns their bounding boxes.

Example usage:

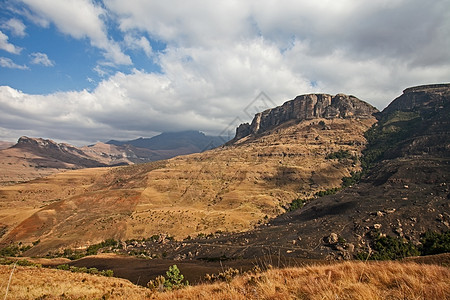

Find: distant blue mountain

[107,130,229,152]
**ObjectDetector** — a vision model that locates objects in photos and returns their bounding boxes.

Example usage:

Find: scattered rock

[324,233,339,244]
[394,227,403,236]
[373,224,382,229]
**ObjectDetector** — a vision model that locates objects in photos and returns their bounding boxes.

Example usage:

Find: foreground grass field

[1,260,449,299]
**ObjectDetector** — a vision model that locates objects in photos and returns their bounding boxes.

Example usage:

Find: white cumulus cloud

[0,57,28,70]
[1,0,450,145]
[0,31,22,54]
[124,34,153,57]
[1,18,27,37]
[30,52,54,66]
[19,0,131,65]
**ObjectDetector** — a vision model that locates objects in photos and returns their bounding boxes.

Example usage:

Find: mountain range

[0,131,228,185]
[0,83,448,263]
[107,130,226,152]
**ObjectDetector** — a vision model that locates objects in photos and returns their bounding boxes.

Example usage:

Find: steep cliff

[234,93,378,141]
[167,83,450,260]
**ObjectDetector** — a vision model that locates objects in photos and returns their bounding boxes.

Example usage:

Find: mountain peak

[383,83,450,115]
[15,136,69,150]
[233,93,378,141]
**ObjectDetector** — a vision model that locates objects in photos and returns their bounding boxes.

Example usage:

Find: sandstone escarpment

[234,93,378,141]
[383,83,450,115]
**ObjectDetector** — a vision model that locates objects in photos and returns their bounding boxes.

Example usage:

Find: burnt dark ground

[38,84,450,286]
[63,255,328,286]
[162,84,450,261]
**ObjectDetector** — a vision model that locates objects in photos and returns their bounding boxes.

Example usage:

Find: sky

[0,0,449,146]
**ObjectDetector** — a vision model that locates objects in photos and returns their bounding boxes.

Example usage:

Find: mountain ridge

[232,93,378,142]
[0,131,229,185]
[158,83,450,260]
[0,91,378,255]
[107,130,227,152]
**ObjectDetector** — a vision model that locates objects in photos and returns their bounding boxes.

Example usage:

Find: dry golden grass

[156,261,450,300]
[1,118,376,254]
[0,265,149,299]
[0,260,448,299]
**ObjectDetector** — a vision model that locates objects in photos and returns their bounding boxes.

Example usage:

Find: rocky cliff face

[167,83,450,261]
[234,93,378,141]
[383,83,450,115]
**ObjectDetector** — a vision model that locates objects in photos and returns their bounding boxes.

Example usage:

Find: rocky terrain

[1,84,448,264]
[0,93,377,255]
[233,93,377,140]
[147,83,450,261]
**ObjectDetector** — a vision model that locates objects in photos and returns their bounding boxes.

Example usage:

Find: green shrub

[88,267,99,275]
[341,171,362,188]
[326,150,353,160]
[57,264,70,270]
[287,198,307,211]
[357,231,450,260]
[86,239,119,256]
[147,265,188,291]
[315,187,340,197]
[16,259,41,267]
[356,235,419,260]
[164,265,188,290]
[0,244,20,257]
[101,269,114,277]
[420,231,450,255]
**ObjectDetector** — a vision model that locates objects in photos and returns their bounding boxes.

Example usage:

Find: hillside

[0,93,377,255]
[0,260,448,299]
[163,83,450,260]
[0,135,215,186]
[0,142,13,150]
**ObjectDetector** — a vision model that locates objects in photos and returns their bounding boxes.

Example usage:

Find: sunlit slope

[1,117,375,255]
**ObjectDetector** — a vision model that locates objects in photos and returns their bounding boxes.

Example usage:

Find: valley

[0,84,449,299]
[0,93,377,256]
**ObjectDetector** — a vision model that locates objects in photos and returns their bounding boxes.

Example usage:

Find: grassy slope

[159,261,450,300]
[1,118,375,255]
[0,260,448,299]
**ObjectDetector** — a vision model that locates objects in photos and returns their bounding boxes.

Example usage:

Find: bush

[147,265,188,292]
[0,244,20,257]
[356,234,420,260]
[88,267,99,275]
[341,171,362,188]
[326,150,353,160]
[357,231,450,260]
[57,264,70,270]
[56,264,113,277]
[287,198,307,211]
[420,231,450,255]
[101,269,114,277]
[315,187,340,197]
[165,265,188,290]
[147,275,166,292]
[204,267,240,283]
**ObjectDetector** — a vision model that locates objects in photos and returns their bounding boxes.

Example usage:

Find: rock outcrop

[383,83,450,115]
[166,83,450,261]
[234,93,378,141]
